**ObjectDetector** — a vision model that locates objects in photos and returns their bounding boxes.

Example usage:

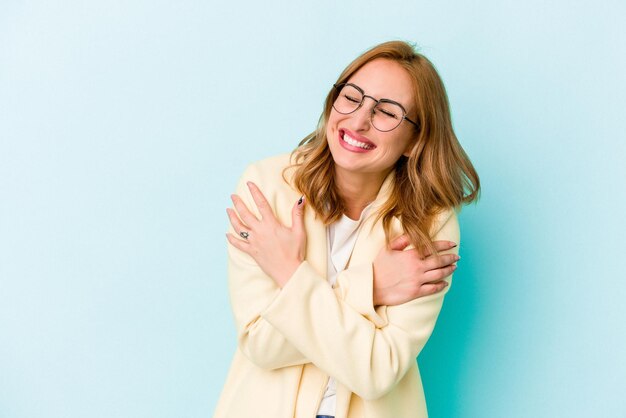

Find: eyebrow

[347,82,409,113]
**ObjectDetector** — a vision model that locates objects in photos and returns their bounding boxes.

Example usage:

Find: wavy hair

[285,40,480,254]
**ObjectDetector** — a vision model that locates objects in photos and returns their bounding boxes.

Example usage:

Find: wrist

[373,285,386,307]
[275,259,303,288]
[372,264,384,306]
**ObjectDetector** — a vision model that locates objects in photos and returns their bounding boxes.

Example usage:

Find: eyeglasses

[332,83,420,132]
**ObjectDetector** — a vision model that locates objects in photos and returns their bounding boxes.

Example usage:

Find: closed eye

[376,107,399,119]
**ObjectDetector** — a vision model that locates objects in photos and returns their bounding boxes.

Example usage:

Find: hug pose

[214,40,480,418]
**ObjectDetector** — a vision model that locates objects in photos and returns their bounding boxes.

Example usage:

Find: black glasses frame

[332,83,421,132]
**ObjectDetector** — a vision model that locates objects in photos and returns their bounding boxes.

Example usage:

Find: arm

[226,162,458,376]
[229,237,455,372]
[226,163,400,369]
[226,164,309,369]
[259,210,460,400]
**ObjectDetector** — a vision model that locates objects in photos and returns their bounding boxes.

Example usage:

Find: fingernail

[297,195,305,205]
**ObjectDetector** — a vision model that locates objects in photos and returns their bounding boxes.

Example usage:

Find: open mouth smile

[339,129,376,152]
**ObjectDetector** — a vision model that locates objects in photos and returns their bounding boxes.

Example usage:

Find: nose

[350,97,376,131]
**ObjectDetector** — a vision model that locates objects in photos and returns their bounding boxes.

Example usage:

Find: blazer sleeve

[259,210,460,400]
[227,163,310,370]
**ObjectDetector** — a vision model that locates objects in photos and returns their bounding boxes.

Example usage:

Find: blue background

[1,1,625,417]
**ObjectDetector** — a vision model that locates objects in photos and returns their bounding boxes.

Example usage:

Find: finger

[231,194,260,227]
[423,253,460,272]
[226,208,250,237]
[419,240,458,258]
[423,264,458,282]
[291,195,306,234]
[419,280,449,296]
[247,182,275,221]
[225,232,251,253]
[389,234,411,251]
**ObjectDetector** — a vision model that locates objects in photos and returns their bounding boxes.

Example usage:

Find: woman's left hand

[226,182,307,288]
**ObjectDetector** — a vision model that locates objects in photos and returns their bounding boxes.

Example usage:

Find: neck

[335,167,391,220]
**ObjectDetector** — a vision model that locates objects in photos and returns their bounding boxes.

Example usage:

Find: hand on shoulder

[226,181,307,288]
[372,235,459,306]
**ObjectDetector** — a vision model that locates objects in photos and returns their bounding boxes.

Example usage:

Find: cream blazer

[213,153,460,418]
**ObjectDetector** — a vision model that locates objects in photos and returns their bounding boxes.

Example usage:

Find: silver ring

[239,231,249,240]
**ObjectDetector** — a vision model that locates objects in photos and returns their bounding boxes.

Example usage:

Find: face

[326,58,416,182]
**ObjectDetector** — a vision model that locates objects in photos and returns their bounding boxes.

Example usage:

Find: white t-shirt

[316,204,373,416]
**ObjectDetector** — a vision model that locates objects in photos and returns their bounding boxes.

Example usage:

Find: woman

[215,41,479,418]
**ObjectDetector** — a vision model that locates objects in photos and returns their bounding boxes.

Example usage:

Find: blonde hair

[285,40,480,254]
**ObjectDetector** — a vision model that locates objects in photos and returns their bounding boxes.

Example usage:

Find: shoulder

[385,208,459,241]
[246,153,292,173]
[238,153,294,187]
[430,207,460,242]
[233,153,300,206]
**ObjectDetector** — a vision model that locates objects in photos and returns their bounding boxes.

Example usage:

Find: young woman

[215,40,480,418]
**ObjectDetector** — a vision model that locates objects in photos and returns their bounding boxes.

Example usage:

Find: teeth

[342,133,374,150]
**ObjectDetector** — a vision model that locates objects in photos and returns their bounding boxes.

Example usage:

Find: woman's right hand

[372,235,459,306]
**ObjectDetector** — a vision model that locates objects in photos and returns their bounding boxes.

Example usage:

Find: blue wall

[1,1,624,417]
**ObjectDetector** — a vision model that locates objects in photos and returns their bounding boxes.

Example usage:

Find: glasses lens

[333,84,363,114]
[372,101,404,132]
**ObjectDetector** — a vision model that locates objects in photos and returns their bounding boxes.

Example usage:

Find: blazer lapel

[304,204,328,278]
[301,168,396,276]
[348,170,396,267]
